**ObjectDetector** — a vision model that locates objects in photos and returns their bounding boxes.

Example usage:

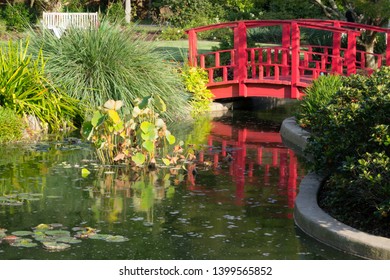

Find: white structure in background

[42,12,99,38]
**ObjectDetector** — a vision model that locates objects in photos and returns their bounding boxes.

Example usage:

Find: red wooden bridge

[186,19,390,99]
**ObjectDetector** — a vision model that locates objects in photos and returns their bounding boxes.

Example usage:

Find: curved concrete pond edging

[280,117,390,259]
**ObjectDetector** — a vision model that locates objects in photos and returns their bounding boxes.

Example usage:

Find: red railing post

[387,31,390,66]
[346,31,357,75]
[188,29,198,66]
[291,22,300,99]
[234,21,248,97]
[282,24,291,76]
[332,22,342,74]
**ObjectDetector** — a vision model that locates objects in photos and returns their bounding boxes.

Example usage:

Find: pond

[0,101,358,260]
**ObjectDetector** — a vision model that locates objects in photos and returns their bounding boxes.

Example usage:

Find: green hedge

[0,107,25,143]
[299,67,390,236]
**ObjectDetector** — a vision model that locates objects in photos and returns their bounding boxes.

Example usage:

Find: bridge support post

[291,22,300,99]
[346,31,357,75]
[387,31,390,66]
[188,29,198,67]
[332,22,343,74]
[234,21,248,97]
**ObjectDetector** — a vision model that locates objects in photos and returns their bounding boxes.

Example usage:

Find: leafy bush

[296,74,343,128]
[159,27,186,40]
[304,67,390,235]
[181,65,214,115]
[1,3,32,32]
[0,40,81,132]
[29,21,190,121]
[0,107,25,143]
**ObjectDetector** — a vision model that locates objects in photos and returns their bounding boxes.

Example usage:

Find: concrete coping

[280,117,390,259]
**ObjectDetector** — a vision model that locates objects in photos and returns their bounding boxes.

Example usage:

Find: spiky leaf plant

[28,21,190,121]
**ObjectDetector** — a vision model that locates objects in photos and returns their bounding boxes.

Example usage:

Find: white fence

[42,12,99,37]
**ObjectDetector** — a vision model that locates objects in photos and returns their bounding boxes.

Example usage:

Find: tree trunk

[361,31,378,70]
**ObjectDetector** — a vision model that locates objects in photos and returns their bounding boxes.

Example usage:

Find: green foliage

[159,27,186,40]
[0,107,25,143]
[1,3,32,32]
[304,67,390,232]
[106,1,126,24]
[181,65,214,116]
[0,39,81,132]
[82,97,181,167]
[28,21,190,121]
[296,74,343,128]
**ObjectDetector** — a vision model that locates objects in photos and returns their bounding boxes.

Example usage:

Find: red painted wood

[186,19,390,100]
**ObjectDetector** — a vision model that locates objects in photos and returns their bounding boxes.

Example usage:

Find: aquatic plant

[82,97,180,166]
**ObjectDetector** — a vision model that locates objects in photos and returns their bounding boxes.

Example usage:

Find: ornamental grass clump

[28,21,190,121]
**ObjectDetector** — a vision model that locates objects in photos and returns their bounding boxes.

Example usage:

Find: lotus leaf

[49,223,63,229]
[12,238,38,248]
[11,231,33,237]
[45,230,71,237]
[33,224,51,231]
[55,237,82,244]
[43,242,71,251]
[87,234,112,240]
[105,235,129,242]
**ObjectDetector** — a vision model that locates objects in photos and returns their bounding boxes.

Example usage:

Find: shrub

[28,21,190,121]
[0,39,81,132]
[2,3,31,32]
[305,67,390,234]
[296,74,343,128]
[0,107,25,143]
[159,27,186,41]
[181,65,213,116]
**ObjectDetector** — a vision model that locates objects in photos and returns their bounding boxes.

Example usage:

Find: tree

[125,0,131,23]
[311,0,390,68]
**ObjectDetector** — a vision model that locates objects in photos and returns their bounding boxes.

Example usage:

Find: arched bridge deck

[186,20,390,100]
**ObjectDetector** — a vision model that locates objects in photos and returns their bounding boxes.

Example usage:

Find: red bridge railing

[186,20,390,100]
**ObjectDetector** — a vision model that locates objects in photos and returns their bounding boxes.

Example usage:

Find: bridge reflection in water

[186,120,301,216]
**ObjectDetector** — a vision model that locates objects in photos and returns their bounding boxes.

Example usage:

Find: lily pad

[11,231,33,237]
[12,238,38,248]
[33,224,52,231]
[49,223,63,229]
[43,242,71,251]
[87,233,112,240]
[45,230,71,237]
[105,235,129,243]
[55,237,82,244]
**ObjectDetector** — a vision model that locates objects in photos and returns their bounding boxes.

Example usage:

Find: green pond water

[0,104,358,259]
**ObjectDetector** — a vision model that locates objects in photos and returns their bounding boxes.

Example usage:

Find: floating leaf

[43,242,71,251]
[33,224,51,231]
[11,231,33,237]
[12,238,38,248]
[45,230,71,237]
[49,223,63,229]
[132,153,146,166]
[105,235,129,243]
[88,234,112,240]
[81,168,91,178]
[55,237,82,244]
